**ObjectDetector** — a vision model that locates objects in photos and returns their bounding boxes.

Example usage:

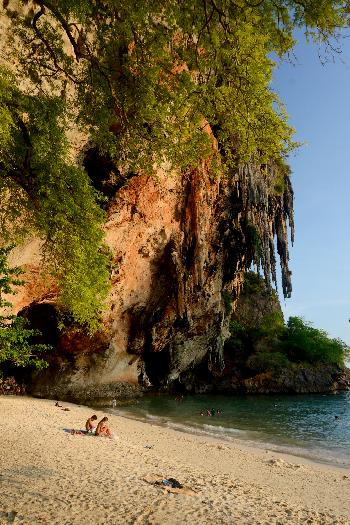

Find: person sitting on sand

[85,414,97,433]
[95,416,113,438]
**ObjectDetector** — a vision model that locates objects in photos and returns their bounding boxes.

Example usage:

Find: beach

[0,396,349,524]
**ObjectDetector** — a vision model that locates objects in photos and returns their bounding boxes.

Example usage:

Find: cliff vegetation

[0,245,50,370]
[214,273,350,394]
[229,273,349,370]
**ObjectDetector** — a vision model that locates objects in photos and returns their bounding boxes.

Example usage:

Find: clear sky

[272,32,350,345]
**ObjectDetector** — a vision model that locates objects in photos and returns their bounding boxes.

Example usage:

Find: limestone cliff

[0,6,296,403]
[5,151,294,403]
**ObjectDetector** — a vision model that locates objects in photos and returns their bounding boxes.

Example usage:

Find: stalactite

[234,160,293,298]
[127,155,294,388]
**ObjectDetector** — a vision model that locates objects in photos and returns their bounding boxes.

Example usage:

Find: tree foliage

[0,245,50,368]
[280,316,349,366]
[4,0,348,166]
[227,273,349,371]
[0,66,109,329]
[1,0,349,327]
[246,350,290,373]
[229,313,349,372]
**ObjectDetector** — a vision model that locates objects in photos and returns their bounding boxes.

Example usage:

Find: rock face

[243,365,350,394]
[0,4,297,403]
[6,159,349,400]
[7,152,296,403]
[1,9,347,402]
[206,362,350,395]
[7,161,350,400]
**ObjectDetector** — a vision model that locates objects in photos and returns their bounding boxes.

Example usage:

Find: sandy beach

[0,396,349,525]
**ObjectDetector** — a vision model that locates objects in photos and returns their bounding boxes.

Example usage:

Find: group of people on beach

[55,400,114,438]
[85,414,113,438]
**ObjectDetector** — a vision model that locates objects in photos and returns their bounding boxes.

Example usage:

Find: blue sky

[272,33,350,345]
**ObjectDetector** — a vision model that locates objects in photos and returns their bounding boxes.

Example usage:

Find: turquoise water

[112,392,350,468]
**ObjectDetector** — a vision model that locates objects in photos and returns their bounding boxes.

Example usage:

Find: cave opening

[19,302,60,347]
[2,303,60,385]
[83,147,137,201]
[142,346,172,390]
[83,147,118,199]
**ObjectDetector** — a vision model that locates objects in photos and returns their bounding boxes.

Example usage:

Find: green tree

[246,351,290,373]
[281,316,349,366]
[0,67,110,330]
[4,0,347,168]
[0,246,50,369]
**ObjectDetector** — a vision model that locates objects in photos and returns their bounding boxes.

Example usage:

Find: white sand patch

[0,396,349,524]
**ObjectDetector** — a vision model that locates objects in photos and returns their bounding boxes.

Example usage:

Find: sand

[0,396,349,525]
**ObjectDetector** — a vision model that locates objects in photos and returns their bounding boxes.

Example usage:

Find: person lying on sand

[85,414,97,433]
[95,416,113,438]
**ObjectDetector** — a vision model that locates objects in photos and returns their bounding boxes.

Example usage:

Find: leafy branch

[0,245,50,369]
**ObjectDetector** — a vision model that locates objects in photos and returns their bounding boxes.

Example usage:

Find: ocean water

[111,392,350,468]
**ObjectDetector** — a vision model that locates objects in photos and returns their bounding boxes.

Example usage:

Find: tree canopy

[1,0,349,327]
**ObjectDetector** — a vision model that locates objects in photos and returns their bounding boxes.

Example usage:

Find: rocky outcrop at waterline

[243,365,350,394]
[189,364,350,395]
[7,186,350,403]
[1,5,348,404]
[0,7,296,402]
[173,273,350,396]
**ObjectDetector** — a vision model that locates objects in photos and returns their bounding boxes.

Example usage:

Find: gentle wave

[165,420,247,439]
[202,423,249,435]
[114,408,350,467]
[109,392,350,469]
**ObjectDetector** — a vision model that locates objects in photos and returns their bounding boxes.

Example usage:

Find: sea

[110,392,350,469]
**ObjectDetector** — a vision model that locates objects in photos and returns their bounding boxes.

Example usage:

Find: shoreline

[110,407,350,473]
[107,392,350,472]
[1,395,350,524]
